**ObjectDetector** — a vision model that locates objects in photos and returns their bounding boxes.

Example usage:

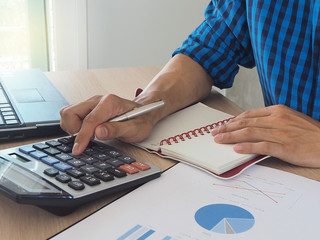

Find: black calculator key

[92,145,108,152]
[57,145,72,153]
[43,147,61,156]
[33,143,49,150]
[83,148,95,156]
[80,176,101,186]
[93,161,112,171]
[80,165,100,174]
[56,153,73,162]
[67,159,86,168]
[81,156,99,164]
[106,159,124,168]
[68,181,85,190]
[105,150,122,158]
[66,169,86,178]
[118,156,136,164]
[56,174,71,183]
[94,171,114,182]
[44,168,59,177]
[58,136,75,145]
[45,140,62,147]
[68,153,86,159]
[92,153,110,161]
[107,168,127,178]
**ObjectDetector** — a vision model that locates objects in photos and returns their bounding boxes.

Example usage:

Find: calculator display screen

[0,157,61,195]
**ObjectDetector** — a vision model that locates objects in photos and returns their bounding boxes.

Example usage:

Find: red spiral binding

[159,117,234,146]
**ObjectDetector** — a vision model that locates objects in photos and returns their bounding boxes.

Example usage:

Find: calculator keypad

[18,136,154,192]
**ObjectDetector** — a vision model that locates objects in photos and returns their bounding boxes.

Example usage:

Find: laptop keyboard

[0,83,20,126]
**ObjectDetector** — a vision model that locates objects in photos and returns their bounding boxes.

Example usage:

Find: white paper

[52,164,320,240]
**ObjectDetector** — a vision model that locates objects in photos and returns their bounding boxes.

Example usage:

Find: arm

[60,54,213,155]
[61,1,253,155]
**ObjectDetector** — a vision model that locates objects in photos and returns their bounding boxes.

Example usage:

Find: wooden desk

[0,67,319,240]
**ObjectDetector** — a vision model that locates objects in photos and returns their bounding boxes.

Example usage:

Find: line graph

[212,178,287,204]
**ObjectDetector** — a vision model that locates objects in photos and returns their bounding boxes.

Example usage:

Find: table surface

[0,66,319,240]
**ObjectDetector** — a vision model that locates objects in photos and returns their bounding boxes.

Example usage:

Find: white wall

[87,0,208,68]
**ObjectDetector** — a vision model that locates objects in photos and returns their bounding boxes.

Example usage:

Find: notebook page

[161,133,256,175]
[133,102,232,151]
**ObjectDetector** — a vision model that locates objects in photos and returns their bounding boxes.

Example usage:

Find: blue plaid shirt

[173,0,320,120]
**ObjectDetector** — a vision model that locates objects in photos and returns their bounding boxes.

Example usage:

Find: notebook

[133,102,267,178]
[0,69,69,141]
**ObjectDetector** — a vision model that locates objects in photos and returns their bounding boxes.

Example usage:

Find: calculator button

[80,156,98,165]
[80,176,101,186]
[2,111,14,116]
[118,156,136,164]
[68,153,86,159]
[80,165,100,174]
[83,148,95,156]
[105,150,122,158]
[42,156,60,166]
[56,174,71,183]
[68,181,85,190]
[56,153,73,162]
[4,115,16,120]
[107,168,126,178]
[45,140,62,147]
[92,153,110,161]
[93,161,112,171]
[43,147,61,156]
[119,164,139,174]
[94,171,114,182]
[44,168,59,177]
[33,143,49,150]
[106,159,124,168]
[19,146,36,154]
[57,145,72,153]
[1,107,12,112]
[67,159,86,168]
[131,161,151,171]
[92,145,110,152]
[5,119,19,125]
[53,162,72,172]
[58,136,75,145]
[66,169,86,178]
[30,150,47,160]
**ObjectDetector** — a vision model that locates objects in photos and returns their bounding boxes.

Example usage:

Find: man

[60,0,320,168]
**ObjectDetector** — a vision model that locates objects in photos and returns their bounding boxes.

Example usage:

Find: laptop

[0,69,69,141]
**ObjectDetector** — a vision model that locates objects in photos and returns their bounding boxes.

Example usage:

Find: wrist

[133,89,169,126]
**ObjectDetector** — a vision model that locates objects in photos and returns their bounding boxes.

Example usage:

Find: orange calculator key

[119,164,139,174]
[131,161,150,171]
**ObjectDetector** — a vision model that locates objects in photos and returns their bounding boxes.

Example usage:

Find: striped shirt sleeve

[173,0,255,89]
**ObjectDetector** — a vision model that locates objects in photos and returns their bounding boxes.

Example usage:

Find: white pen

[109,99,165,122]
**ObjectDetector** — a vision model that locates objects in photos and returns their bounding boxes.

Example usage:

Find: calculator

[0,136,161,215]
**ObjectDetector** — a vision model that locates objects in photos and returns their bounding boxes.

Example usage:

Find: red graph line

[212,183,285,196]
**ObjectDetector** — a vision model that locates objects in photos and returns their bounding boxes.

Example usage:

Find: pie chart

[194,204,255,234]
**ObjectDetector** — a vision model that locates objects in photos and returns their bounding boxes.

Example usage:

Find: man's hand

[60,94,155,155]
[211,105,320,167]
